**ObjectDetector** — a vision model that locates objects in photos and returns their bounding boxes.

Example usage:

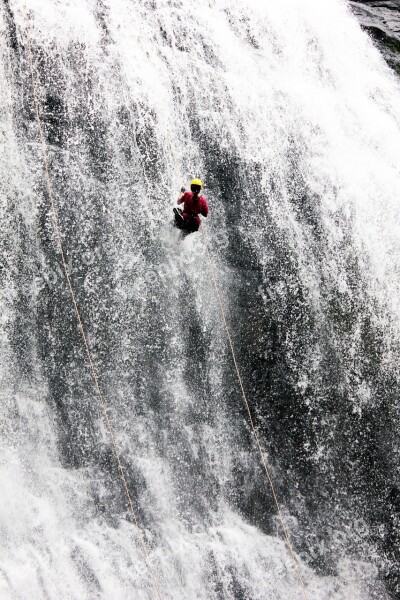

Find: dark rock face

[350,1,400,74]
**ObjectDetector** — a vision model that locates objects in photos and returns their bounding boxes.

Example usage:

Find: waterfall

[1,0,399,598]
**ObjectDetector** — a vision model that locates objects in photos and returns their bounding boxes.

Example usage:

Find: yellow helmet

[191,178,203,188]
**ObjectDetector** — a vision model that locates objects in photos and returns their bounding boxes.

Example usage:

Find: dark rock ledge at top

[349,0,400,75]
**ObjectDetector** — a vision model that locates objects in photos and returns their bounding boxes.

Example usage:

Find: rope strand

[24,4,307,596]
[23,8,163,600]
[200,224,309,600]
[165,110,308,598]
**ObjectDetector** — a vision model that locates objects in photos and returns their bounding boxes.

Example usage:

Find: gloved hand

[180,187,185,193]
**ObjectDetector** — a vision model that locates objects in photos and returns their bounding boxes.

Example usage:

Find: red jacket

[178,192,209,225]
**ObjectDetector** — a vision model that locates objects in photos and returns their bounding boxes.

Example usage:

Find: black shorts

[173,208,199,233]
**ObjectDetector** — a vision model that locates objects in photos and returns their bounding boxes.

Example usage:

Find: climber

[173,179,209,235]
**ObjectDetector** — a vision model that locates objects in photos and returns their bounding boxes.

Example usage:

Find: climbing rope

[200,224,309,600]
[23,7,163,600]
[23,2,308,595]
[163,100,308,596]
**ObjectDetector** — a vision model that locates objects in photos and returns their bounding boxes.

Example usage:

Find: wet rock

[349,1,400,75]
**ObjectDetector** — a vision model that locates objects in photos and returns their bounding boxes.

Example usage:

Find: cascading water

[0,0,399,598]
